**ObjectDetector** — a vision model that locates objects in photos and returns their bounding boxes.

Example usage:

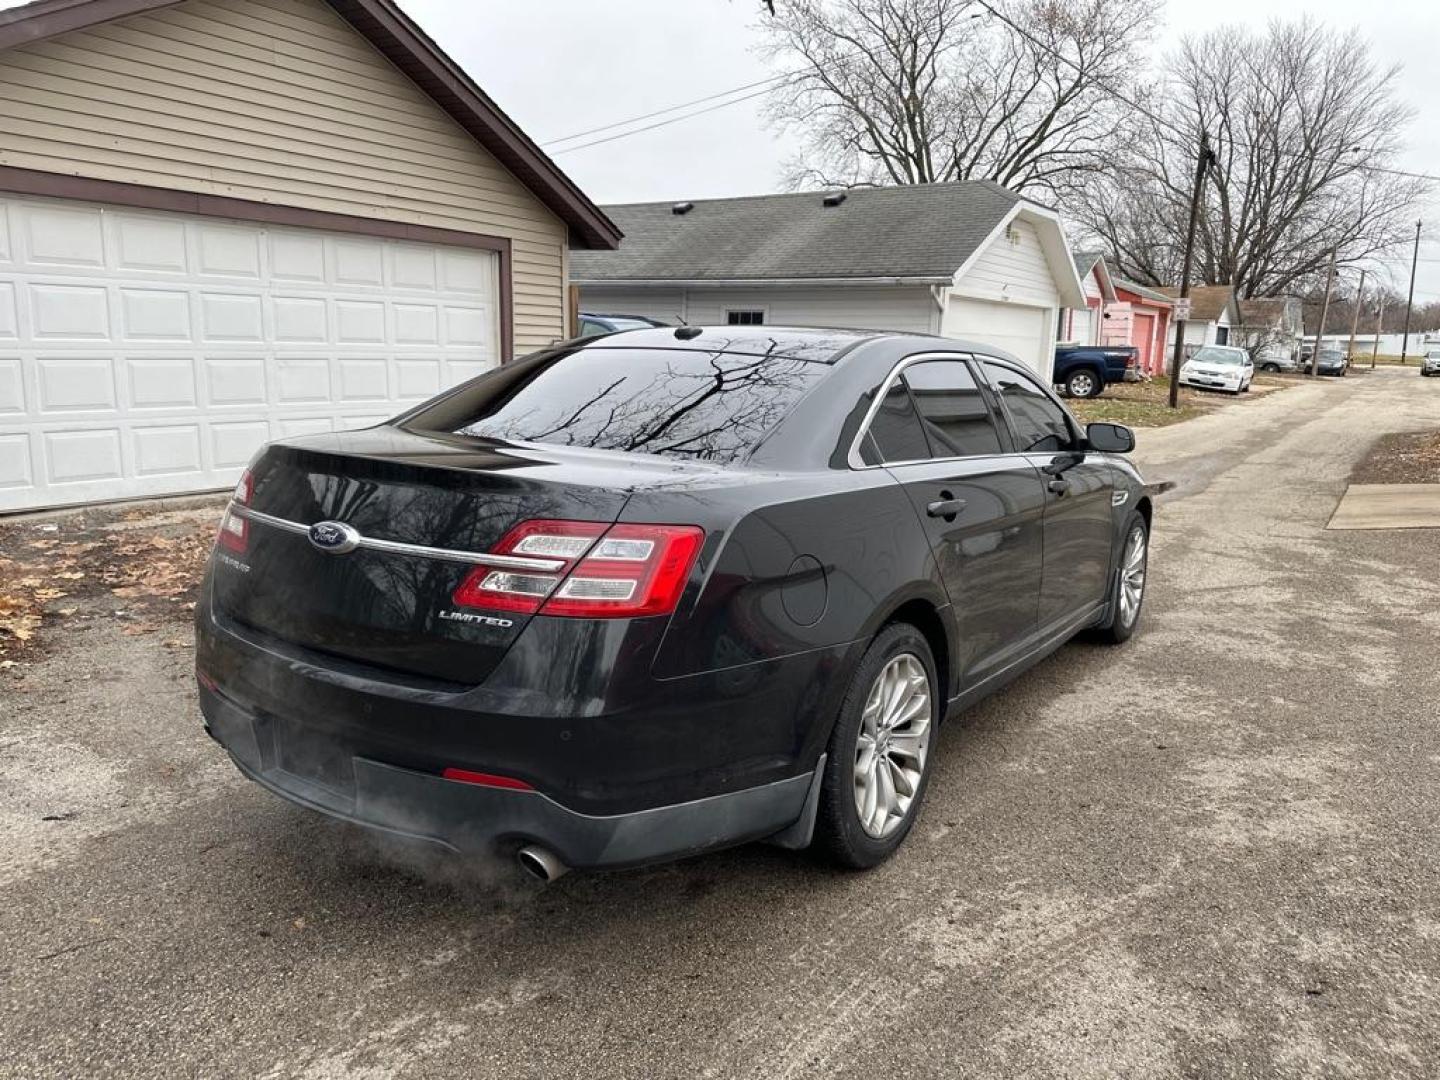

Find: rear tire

[813,623,938,869]
[1065,369,1101,399]
[1094,511,1148,645]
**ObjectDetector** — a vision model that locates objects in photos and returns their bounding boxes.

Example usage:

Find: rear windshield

[404,346,832,464]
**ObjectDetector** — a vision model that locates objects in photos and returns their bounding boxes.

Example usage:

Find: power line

[549,84,781,155]
[543,40,896,153]
[542,19,979,156]
[543,72,793,147]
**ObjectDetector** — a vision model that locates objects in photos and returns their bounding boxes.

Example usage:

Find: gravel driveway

[2,367,1438,1079]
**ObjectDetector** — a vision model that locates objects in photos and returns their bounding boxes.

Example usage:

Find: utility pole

[1371,295,1385,369]
[1168,131,1215,409]
[1400,220,1421,365]
[1346,267,1366,362]
[1309,249,1336,378]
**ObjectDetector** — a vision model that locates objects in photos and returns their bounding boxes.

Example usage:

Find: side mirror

[1086,422,1135,454]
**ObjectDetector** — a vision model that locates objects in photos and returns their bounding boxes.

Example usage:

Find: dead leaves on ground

[1351,429,1440,485]
[0,515,216,658]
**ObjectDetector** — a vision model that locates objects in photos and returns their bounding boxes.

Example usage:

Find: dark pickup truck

[1053,344,1140,398]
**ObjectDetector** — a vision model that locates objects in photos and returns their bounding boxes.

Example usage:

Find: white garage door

[0,195,500,513]
[945,297,1055,381]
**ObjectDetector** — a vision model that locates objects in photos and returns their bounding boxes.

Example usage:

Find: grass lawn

[1361,354,1431,367]
[1067,374,1294,428]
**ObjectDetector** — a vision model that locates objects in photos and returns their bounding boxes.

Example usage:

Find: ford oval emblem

[308,520,361,555]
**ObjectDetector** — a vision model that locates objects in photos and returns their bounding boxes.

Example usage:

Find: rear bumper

[201,683,815,868]
[194,576,849,867]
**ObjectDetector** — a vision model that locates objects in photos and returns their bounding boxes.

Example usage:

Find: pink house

[1104,279,1175,377]
[1063,251,1116,346]
[1063,253,1175,376]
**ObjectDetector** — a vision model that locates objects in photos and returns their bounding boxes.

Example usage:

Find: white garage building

[0,0,619,513]
[573,180,1084,381]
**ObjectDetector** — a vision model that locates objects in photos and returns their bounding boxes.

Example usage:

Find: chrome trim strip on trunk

[227,504,568,572]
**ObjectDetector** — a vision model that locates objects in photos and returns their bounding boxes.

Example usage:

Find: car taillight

[217,470,252,553]
[452,519,705,619]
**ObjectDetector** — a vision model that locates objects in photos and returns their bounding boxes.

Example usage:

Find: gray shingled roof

[1115,278,1175,305]
[570,180,1024,284]
[1073,250,1105,278]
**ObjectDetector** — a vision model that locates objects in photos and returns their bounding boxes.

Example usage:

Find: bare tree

[756,0,1160,200]
[1076,20,1427,298]
[1311,285,1440,336]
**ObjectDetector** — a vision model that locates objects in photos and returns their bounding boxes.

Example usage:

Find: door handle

[926,494,966,520]
[1047,478,1071,495]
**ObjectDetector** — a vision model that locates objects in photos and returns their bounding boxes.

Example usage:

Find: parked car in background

[1253,342,1300,373]
[1420,350,1440,377]
[196,327,1153,878]
[1311,347,1349,377]
[1178,345,1254,394]
[578,312,669,337]
[1053,343,1140,398]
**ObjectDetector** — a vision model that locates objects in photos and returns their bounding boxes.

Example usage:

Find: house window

[726,310,765,326]
[1215,325,1229,345]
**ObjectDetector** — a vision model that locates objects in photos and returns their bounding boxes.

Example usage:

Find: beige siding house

[0,0,619,511]
[573,181,1083,382]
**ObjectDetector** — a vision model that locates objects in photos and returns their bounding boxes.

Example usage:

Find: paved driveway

[3,368,1439,1078]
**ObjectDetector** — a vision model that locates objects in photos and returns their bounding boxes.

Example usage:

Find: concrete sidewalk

[1329,483,1440,530]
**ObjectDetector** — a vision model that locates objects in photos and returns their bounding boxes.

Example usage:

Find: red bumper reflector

[440,768,535,791]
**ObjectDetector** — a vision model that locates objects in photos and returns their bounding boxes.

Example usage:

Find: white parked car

[1421,349,1440,377]
[1178,345,1254,394]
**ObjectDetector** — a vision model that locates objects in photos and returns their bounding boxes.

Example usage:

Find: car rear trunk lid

[210,427,633,685]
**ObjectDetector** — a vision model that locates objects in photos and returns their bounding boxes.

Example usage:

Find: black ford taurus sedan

[196,327,1152,878]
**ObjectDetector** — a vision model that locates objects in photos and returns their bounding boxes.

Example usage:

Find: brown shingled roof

[1157,285,1236,323]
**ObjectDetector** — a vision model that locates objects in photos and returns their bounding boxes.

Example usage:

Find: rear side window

[982,361,1075,453]
[406,346,831,464]
[860,382,930,465]
[902,360,1004,457]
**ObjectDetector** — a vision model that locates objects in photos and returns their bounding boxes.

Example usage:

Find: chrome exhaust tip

[516,845,568,883]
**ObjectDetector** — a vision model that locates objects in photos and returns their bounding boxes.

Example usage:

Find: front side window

[981,361,1074,453]
[406,346,832,464]
[902,360,1004,458]
[726,310,765,326]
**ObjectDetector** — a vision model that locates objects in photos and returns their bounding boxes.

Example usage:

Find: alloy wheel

[1069,372,1096,397]
[853,653,932,839]
[1118,524,1147,628]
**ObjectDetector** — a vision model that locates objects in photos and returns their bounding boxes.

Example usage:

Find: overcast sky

[1,0,1432,300]
[399,0,1440,303]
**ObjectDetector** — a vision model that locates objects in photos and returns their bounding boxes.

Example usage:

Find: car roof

[575,324,1025,365]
